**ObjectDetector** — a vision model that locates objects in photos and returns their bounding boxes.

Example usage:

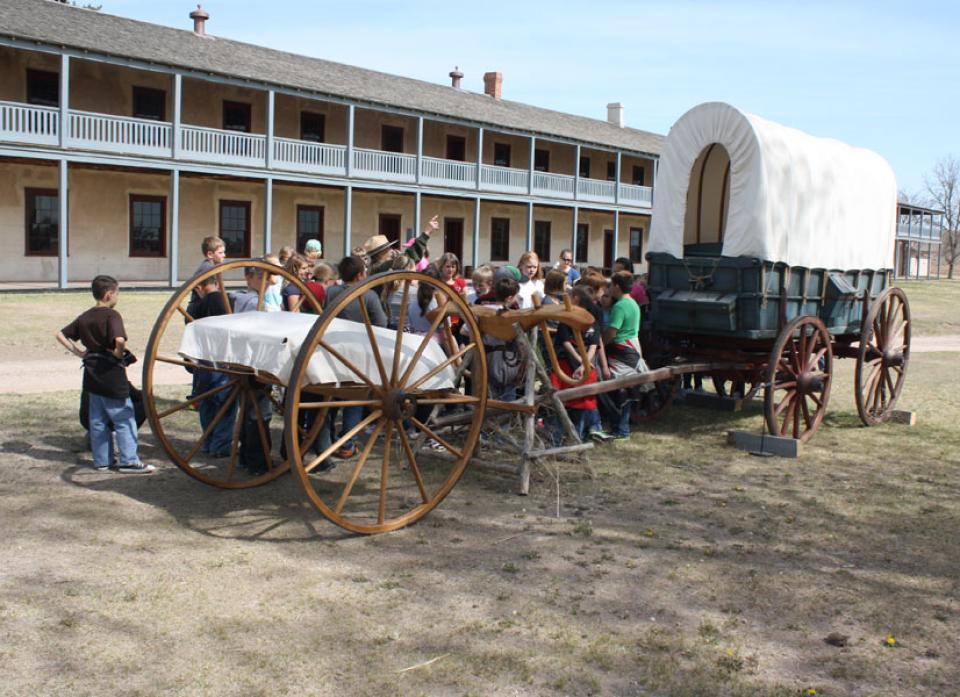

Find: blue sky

[107,0,957,198]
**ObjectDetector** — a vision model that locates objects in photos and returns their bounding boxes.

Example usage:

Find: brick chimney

[190,4,209,36]
[607,102,625,128]
[449,66,464,89]
[483,72,502,100]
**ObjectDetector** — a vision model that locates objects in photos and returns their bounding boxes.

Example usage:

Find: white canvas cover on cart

[178,312,455,389]
[649,102,897,270]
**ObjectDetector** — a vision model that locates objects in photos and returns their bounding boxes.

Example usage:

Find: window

[632,165,645,186]
[381,125,404,153]
[222,101,252,133]
[25,188,59,256]
[579,156,590,179]
[379,213,402,244]
[132,86,165,121]
[446,135,466,161]
[300,112,325,143]
[534,220,551,262]
[129,195,166,257]
[534,148,550,172]
[629,227,643,263]
[490,217,510,261]
[575,222,589,263]
[26,69,59,107]
[296,205,324,254]
[493,142,511,167]
[219,200,251,257]
[603,229,614,271]
[606,161,617,182]
[444,218,464,260]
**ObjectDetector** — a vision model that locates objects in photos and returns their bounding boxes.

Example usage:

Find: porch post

[473,197,481,269]
[169,169,180,287]
[346,105,355,178]
[526,201,534,251]
[59,54,70,148]
[527,136,536,195]
[476,127,484,190]
[613,209,620,262]
[414,191,422,243]
[574,144,581,200]
[572,206,579,263]
[652,157,658,206]
[614,152,622,204]
[265,90,275,169]
[415,116,423,184]
[58,159,68,288]
[263,177,273,254]
[172,73,182,159]
[343,185,353,256]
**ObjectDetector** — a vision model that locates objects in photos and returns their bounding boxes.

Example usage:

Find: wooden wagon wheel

[142,259,322,488]
[763,315,833,443]
[711,371,761,400]
[630,375,681,423]
[855,287,910,426]
[283,271,488,534]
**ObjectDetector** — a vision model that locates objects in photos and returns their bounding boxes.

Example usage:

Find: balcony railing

[180,124,266,167]
[70,110,171,157]
[532,171,575,199]
[352,147,417,183]
[421,156,476,188]
[273,137,347,176]
[480,164,528,193]
[0,101,654,208]
[897,223,942,241]
[0,101,59,146]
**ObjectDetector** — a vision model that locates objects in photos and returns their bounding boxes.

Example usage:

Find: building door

[603,229,614,272]
[446,135,466,162]
[444,218,464,261]
[381,125,404,153]
[379,213,402,245]
[575,222,589,264]
[534,220,551,262]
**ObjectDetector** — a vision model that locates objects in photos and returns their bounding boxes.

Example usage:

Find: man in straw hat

[362,215,439,275]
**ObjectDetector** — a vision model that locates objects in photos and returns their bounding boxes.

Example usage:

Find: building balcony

[0,100,653,209]
[896,222,941,242]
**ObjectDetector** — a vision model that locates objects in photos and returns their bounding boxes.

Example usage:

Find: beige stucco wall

[180,78,266,132]
[0,46,60,103]
[421,122,477,160]
[270,183,345,258]
[481,132,530,168]
[69,60,171,118]
[272,95,348,145]
[533,140,576,176]
[353,109,417,152]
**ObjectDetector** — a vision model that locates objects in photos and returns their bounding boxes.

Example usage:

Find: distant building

[895,203,944,279]
[0,0,662,286]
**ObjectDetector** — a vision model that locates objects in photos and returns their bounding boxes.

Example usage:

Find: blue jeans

[572,408,603,440]
[89,393,139,466]
[196,369,237,455]
[613,399,632,437]
[340,406,363,448]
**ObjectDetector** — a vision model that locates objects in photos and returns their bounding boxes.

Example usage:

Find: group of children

[58,215,649,473]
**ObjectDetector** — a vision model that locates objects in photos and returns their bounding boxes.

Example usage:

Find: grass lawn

[0,280,957,696]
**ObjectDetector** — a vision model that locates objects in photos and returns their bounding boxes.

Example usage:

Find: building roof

[0,0,664,156]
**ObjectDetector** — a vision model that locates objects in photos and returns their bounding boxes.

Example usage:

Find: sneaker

[588,429,614,443]
[114,462,157,475]
[333,445,357,460]
[92,463,110,472]
[612,432,630,441]
[312,459,337,474]
[426,439,446,452]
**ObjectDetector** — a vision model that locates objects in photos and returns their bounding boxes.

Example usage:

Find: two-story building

[0,0,663,287]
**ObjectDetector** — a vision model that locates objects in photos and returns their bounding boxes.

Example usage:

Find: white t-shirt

[517,279,544,309]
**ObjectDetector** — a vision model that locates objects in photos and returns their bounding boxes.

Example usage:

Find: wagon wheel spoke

[358,298,390,387]
[416,394,482,406]
[157,378,238,419]
[318,340,380,393]
[772,379,797,392]
[792,392,802,438]
[334,419,386,515]
[177,305,195,323]
[773,391,795,418]
[409,417,464,460]
[248,389,275,470]
[225,389,248,482]
[397,426,429,504]
[391,280,412,386]
[298,399,379,410]
[183,385,241,464]
[378,423,394,525]
[216,272,233,314]
[397,295,452,389]
[779,397,798,437]
[304,410,383,473]
[406,342,476,392]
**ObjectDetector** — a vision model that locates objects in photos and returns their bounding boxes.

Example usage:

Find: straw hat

[361,234,398,259]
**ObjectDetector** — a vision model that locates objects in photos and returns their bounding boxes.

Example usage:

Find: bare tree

[923,156,960,279]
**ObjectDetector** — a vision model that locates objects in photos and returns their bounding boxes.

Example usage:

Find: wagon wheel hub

[797,370,824,394]
[882,349,904,368]
[382,388,418,421]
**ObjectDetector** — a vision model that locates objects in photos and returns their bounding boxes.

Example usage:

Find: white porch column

[415,116,423,184]
[263,177,273,254]
[472,197,481,268]
[265,90,275,169]
[526,202,534,251]
[527,136,536,195]
[59,54,70,148]
[476,127,484,190]
[172,73,182,159]
[614,152,622,204]
[346,105,355,178]
[574,144,581,200]
[652,157,658,205]
[58,159,68,288]
[613,209,620,263]
[169,169,180,287]
[414,191,422,242]
[572,206,579,263]
[343,185,353,256]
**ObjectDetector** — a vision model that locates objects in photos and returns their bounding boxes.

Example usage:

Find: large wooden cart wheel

[284,271,488,534]
[764,315,833,443]
[855,287,910,426]
[630,375,681,423]
[142,259,322,488]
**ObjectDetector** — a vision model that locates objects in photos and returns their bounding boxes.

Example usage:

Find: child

[56,275,155,474]
[262,253,284,312]
[305,260,337,311]
[281,252,313,312]
[232,263,268,313]
[462,275,522,401]
[467,264,494,304]
[194,236,226,277]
